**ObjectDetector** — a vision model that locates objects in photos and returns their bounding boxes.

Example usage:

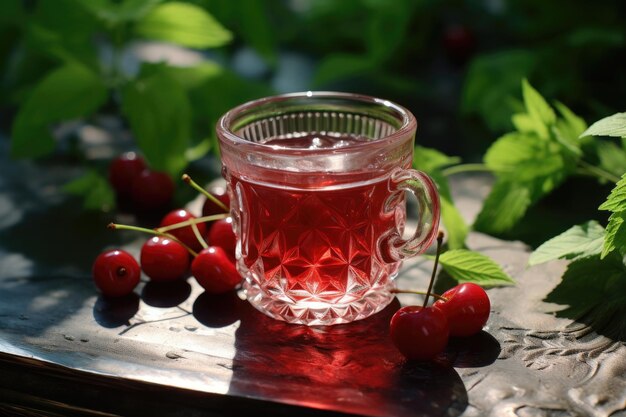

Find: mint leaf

[461,50,535,131]
[545,255,626,341]
[596,141,626,179]
[582,112,626,138]
[184,138,212,162]
[237,0,277,63]
[529,221,605,266]
[76,0,163,24]
[121,70,191,177]
[135,2,232,49]
[28,0,100,68]
[11,64,107,158]
[313,54,375,87]
[473,180,532,234]
[440,196,468,250]
[190,69,274,130]
[551,102,587,157]
[142,61,222,90]
[413,147,466,249]
[63,170,115,211]
[602,211,626,259]
[413,146,460,173]
[522,79,556,131]
[484,132,570,184]
[554,101,587,139]
[437,249,515,287]
[428,170,467,250]
[599,173,626,212]
[511,113,543,136]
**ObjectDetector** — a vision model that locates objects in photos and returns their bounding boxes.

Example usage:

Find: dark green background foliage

[1,0,625,160]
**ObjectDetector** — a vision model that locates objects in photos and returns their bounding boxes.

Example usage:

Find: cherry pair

[389,232,491,361]
[390,282,490,361]
[108,152,174,210]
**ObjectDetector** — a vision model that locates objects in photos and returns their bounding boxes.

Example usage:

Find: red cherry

[92,250,141,297]
[160,209,206,252]
[140,236,189,282]
[433,283,490,337]
[191,246,241,294]
[108,152,146,197]
[208,217,236,259]
[443,25,476,65]
[201,186,230,217]
[390,305,449,361]
[131,170,175,210]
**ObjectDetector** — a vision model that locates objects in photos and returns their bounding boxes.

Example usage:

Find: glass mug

[216,92,440,326]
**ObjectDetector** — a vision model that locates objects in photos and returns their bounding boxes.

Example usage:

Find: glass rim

[216,91,417,154]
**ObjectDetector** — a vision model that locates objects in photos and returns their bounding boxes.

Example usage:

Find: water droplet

[63,334,75,341]
[80,338,89,343]
[184,325,198,332]
[166,351,183,360]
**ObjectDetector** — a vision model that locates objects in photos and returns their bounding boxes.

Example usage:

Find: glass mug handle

[381,168,441,263]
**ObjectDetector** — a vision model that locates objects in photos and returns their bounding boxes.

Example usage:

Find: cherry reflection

[227,297,468,416]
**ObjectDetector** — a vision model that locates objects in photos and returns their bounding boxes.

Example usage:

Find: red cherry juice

[229,134,404,305]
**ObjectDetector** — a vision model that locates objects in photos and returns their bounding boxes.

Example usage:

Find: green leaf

[484,133,567,181]
[76,0,163,24]
[582,113,626,138]
[142,61,222,90]
[365,0,415,61]
[522,78,556,129]
[461,50,536,131]
[511,113,543,136]
[185,137,212,162]
[26,0,100,68]
[11,64,107,158]
[190,68,274,130]
[437,249,515,287]
[413,146,461,173]
[313,54,375,87]
[121,70,191,177]
[426,170,467,250]
[0,0,23,27]
[237,0,277,63]
[529,221,605,266]
[63,170,115,211]
[135,2,232,49]
[602,211,626,259]
[554,101,587,138]
[440,196,468,250]
[566,27,625,48]
[545,255,626,341]
[596,141,626,179]
[599,173,626,212]
[473,180,532,234]
[412,147,466,248]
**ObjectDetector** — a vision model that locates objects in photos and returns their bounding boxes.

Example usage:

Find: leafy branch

[524,112,626,340]
[413,80,626,293]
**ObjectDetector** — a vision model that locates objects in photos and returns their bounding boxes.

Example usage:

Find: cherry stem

[107,223,199,257]
[182,174,229,212]
[155,213,228,233]
[423,231,444,308]
[391,288,448,302]
[191,222,208,250]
